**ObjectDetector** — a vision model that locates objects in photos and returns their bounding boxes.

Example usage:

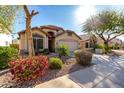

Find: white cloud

[75,5,97,24]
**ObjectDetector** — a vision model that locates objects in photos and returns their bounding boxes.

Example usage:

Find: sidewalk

[35,55,124,88]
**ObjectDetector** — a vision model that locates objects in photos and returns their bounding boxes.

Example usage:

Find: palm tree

[0,6,20,33]
[23,5,39,57]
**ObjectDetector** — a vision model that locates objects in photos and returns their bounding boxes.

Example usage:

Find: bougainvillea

[9,55,49,81]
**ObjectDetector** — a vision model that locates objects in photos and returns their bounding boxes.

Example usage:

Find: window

[85,42,89,48]
[85,42,93,48]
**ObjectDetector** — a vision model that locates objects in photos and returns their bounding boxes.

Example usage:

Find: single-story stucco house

[0,27,12,46]
[0,33,12,46]
[80,34,124,50]
[18,25,81,53]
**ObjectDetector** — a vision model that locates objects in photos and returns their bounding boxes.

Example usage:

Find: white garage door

[58,40,79,51]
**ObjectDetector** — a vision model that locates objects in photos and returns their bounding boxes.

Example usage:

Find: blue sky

[13,5,124,41]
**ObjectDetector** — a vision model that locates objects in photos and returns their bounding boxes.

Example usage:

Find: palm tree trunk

[24,5,35,57]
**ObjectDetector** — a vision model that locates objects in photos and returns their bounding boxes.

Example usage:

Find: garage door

[58,40,79,51]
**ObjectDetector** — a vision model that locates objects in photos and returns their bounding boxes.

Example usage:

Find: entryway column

[45,37,48,49]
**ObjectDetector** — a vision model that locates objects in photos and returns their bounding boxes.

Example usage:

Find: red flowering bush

[9,55,49,81]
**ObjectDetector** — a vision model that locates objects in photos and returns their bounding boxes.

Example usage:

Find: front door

[48,32,55,52]
[48,37,55,52]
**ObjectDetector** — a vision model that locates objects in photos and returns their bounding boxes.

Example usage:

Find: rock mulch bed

[0,58,92,88]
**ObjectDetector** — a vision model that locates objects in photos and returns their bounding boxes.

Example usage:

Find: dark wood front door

[48,32,55,52]
[49,37,55,52]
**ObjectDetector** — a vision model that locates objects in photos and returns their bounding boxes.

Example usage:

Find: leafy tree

[0,5,20,33]
[83,10,124,52]
[0,5,38,57]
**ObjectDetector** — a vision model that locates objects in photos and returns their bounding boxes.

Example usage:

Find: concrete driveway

[112,50,124,56]
[35,54,124,88]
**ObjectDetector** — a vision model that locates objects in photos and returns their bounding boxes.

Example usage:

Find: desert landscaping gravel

[0,58,89,88]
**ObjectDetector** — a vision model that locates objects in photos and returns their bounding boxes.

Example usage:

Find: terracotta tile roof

[18,27,38,34]
[18,25,65,35]
[40,25,65,31]
[18,25,81,40]
[18,27,50,37]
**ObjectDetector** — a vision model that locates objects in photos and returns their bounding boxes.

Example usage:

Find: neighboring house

[80,34,96,51]
[80,34,123,50]
[18,25,81,53]
[0,27,12,46]
[0,33,12,46]
[109,38,124,50]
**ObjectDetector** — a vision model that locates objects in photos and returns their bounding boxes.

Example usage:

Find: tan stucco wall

[96,37,104,45]
[80,40,93,50]
[20,33,26,50]
[80,34,124,50]
[55,32,80,49]
[19,29,48,51]
[19,28,81,51]
[80,35,104,50]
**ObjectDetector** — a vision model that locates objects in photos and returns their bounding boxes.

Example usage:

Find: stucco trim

[18,25,65,35]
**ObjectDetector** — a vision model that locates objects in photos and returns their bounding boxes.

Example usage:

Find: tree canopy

[0,5,21,33]
[83,10,124,44]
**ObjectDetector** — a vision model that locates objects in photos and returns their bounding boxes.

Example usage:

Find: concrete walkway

[35,54,124,88]
[112,50,124,56]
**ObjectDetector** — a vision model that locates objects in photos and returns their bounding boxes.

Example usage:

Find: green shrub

[95,44,112,53]
[74,49,92,66]
[0,46,18,69]
[104,45,112,53]
[94,44,104,49]
[57,44,70,57]
[111,44,120,50]
[39,48,49,54]
[39,49,44,53]
[49,57,63,69]
[43,48,49,54]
